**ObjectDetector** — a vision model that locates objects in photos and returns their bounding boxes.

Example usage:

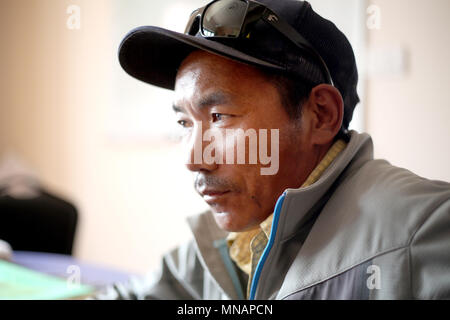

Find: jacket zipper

[249,192,286,300]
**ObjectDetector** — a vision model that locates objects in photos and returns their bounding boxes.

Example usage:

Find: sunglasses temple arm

[184,7,206,35]
[261,9,334,86]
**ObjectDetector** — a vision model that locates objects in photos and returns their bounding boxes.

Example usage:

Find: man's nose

[185,121,219,173]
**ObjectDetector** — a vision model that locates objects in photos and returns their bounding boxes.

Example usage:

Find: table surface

[11,251,135,289]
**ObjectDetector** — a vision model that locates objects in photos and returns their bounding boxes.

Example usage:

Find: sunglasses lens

[203,0,247,37]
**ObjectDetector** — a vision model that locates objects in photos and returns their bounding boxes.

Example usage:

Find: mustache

[194,174,240,193]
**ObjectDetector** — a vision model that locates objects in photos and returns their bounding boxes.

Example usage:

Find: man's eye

[177,120,189,127]
[212,113,224,122]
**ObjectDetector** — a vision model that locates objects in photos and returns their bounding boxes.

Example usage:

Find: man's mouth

[199,189,231,203]
[195,174,239,205]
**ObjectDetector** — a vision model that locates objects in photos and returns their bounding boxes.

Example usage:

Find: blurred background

[0,0,449,275]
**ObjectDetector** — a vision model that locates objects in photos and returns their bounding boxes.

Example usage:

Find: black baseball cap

[118,0,359,130]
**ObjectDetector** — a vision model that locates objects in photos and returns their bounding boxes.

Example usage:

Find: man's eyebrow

[198,91,230,109]
[172,104,184,113]
[172,91,231,113]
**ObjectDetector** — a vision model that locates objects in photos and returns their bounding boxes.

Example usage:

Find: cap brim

[118,26,284,90]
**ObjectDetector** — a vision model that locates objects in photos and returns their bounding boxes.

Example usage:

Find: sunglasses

[184,0,333,85]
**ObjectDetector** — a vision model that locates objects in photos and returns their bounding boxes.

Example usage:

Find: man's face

[173,51,316,232]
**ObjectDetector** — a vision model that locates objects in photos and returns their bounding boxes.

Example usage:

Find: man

[98,0,450,299]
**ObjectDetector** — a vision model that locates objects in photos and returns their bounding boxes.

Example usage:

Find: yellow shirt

[227,139,347,298]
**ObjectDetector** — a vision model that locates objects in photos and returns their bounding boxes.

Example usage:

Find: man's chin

[212,211,258,233]
[212,211,243,232]
[212,211,233,231]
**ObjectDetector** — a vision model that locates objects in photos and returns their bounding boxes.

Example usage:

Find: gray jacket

[96,132,450,300]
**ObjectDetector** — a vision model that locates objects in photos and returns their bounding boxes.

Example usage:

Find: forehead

[174,50,270,100]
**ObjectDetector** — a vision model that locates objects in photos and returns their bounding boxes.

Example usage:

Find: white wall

[366,0,450,182]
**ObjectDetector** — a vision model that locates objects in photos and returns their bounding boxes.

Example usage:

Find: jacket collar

[186,210,238,299]
[277,131,373,242]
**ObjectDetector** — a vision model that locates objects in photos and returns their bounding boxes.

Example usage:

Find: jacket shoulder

[344,159,450,236]
[284,159,450,297]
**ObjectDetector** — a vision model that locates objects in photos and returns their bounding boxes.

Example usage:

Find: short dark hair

[262,70,356,142]
[267,73,313,121]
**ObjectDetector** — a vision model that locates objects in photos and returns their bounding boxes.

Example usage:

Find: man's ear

[306,84,344,145]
